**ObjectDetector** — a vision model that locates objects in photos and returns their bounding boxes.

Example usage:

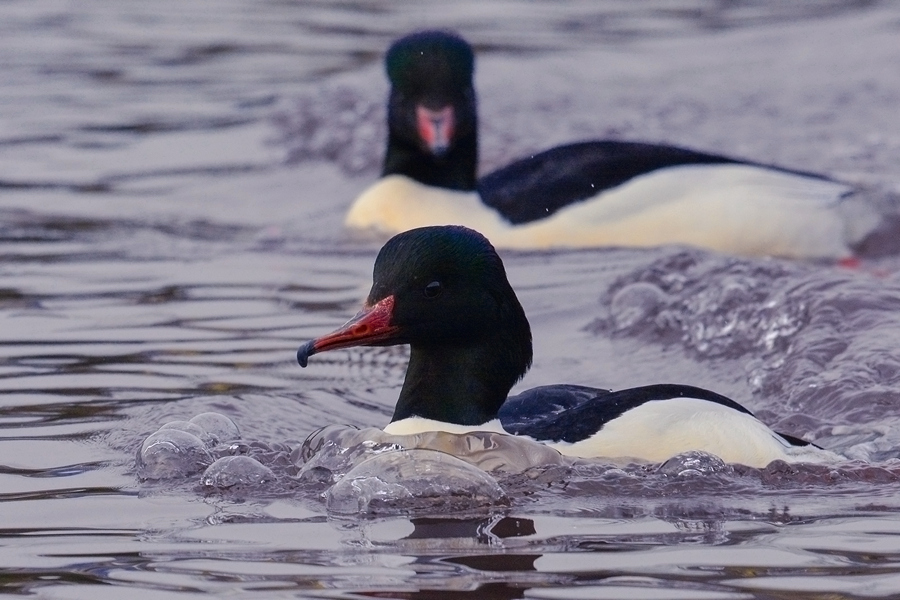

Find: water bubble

[295,424,364,465]
[326,449,507,516]
[657,451,731,477]
[609,282,667,330]
[201,456,275,490]
[296,428,404,485]
[189,412,240,445]
[158,420,211,444]
[136,429,214,480]
[295,425,567,485]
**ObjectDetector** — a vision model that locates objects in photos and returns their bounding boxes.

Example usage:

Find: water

[3,1,900,597]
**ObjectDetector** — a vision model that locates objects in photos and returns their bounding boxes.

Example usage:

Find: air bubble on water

[657,450,731,477]
[295,425,568,486]
[137,412,241,480]
[325,449,507,516]
[158,420,211,444]
[609,282,667,331]
[189,412,240,445]
[296,430,404,486]
[201,456,275,490]
[136,429,214,480]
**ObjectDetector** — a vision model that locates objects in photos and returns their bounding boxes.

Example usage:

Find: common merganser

[345,30,876,259]
[297,225,837,467]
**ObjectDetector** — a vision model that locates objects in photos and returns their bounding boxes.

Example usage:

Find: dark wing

[500,382,820,448]
[498,384,611,436]
[477,140,830,225]
[499,383,754,444]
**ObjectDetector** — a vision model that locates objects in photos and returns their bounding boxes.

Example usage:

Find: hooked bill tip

[297,341,315,368]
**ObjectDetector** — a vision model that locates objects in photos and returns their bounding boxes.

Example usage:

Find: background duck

[345,30,878,259]
[298,225,840,467]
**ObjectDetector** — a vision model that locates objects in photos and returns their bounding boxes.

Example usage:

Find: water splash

[326,449,508,516]
[136,412,241,480]
[201,455,276,490]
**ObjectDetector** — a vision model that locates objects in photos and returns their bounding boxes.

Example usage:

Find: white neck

[383,416,506,436]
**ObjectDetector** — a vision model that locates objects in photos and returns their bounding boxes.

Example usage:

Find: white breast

[383,417,507,436]
[345,167,875,259]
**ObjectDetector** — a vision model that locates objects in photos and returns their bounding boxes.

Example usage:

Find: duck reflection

[405,515,535,542]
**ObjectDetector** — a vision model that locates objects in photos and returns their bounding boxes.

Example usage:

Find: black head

[298,226,533,425]
[382,31,478,189]
[369,226,529,350]
[386,30,474,107]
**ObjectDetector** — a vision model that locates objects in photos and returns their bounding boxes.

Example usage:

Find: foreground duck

[297,226,838,467]
[345,30,877,259]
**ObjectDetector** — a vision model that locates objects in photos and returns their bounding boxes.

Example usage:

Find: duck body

[349,162,856,257]
[383,383,830,467]
[346,31,875,259]
[298,225,840,468]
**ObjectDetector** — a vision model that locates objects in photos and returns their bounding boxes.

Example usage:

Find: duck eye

[423,280,442,298]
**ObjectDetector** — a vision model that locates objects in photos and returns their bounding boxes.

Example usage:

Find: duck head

[382,31,478,191]
[298,226,532,425]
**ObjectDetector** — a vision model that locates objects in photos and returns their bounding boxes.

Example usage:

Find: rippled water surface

[4,1,900,598]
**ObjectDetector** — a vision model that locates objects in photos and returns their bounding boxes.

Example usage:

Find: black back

[501,383,754,444]
[478,141,746,224]
[499,383,816,448]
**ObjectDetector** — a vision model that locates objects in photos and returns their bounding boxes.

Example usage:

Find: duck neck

[382,130,478,191]
[392,340,521,426]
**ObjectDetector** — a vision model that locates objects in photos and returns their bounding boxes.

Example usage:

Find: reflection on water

[3,0,900,598]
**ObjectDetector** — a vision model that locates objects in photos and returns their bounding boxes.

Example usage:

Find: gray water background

[4,1,900,598]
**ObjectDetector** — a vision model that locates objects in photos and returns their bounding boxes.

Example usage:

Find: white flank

[381,399,841,468]
[345,166,876,258]
[540,398,840,468]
